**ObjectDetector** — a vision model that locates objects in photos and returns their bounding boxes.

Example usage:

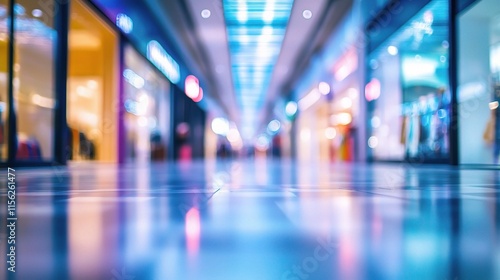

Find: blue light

[223,0,294,138]
[116,13,133,34]
[147,41,180,84]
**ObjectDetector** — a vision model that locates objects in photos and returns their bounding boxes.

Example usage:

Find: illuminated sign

[147,41,181,84]
[116,14,133,34]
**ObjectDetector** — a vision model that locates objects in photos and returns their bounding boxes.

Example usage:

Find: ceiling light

[302,9,312,19]
[387,45,398,56]
[263,11,274,23]
[262,26,273,35]
[201,9,211,18]
[32,9,42,18]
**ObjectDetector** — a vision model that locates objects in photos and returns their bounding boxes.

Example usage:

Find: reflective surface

[1,160,500,279]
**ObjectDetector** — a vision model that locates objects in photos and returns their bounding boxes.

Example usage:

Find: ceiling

[143,0,352,141]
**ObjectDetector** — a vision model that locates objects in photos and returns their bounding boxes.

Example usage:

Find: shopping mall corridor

[1,160,500,280]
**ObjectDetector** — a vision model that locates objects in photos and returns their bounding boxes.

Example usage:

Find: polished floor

[1,159,500,279]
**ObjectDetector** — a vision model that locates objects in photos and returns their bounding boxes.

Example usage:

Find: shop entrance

[67,0,118,162]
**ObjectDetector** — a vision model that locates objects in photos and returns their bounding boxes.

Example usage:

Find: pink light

[333,48,358,82]
[185,75,200,99]
[193,87,203,102]
[365,78,381,101]
[185,207,201,256]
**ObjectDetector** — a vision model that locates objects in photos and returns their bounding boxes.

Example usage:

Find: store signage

[365,78,381,101]
[116,14,133,34]
[147,41,181,84]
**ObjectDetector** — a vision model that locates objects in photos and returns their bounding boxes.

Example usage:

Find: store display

[16,135,41,160]
[401,89,450,159]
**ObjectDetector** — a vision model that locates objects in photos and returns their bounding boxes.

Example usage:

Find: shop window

[124,45,170,163]
[14,0,56,161]
[366,0,450,162]
[458,0,500,164]
[67,0,118,162]
[0,0,9,161]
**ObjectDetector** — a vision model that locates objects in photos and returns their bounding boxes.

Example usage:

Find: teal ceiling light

[223,0,294,139]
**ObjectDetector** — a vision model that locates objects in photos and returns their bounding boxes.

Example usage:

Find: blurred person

[176,122,192,162]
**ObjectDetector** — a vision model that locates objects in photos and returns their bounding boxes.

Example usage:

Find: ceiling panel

[222,0,294,139]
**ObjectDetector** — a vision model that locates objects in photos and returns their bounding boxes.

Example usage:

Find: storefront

[365,0,499,166]
[123,45,170,163]
[365,0,452,163]
[0,0,60,165]
[0,0,205,166]
[457,0,500,165]
[67,0,119,162]
[295,86,330,163]
[291,0,364,163]
[328,47,362,162]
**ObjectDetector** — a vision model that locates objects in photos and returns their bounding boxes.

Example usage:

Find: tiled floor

[1,159,500,279]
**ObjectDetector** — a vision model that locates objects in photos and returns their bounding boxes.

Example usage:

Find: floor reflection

[1,160,499,279]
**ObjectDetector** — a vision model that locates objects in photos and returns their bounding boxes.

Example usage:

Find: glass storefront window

[458,0,500,164]
[0,0,9,161]
[366,0,450,162]
[67,0,119,162]
[124,45,170,163]
[14,0,56,161]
